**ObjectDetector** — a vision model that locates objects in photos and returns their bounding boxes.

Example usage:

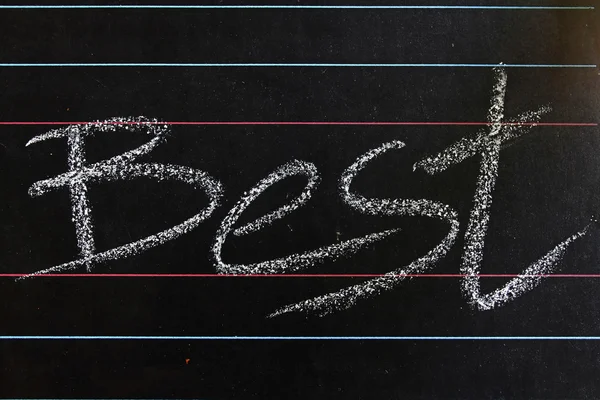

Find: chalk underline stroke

[0,5,593,10]
[0,63,595,68]
[3,336,600,340]
[0,121,596,126]
[4,274,600,278]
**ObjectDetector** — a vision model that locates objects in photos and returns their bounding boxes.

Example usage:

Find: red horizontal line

[0,121,596,126]
[4,273,600,278]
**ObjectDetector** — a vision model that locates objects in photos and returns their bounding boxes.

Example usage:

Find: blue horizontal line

[0,63,595,68]
[0,5,593,10]
[2,336,600,340]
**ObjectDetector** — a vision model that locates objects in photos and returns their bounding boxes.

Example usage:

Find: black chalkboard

[0,1,599,399]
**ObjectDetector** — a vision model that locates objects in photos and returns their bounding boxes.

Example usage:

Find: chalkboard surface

[0,1,599,399]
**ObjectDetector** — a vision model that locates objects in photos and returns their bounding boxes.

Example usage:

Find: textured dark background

[0,0,599,398]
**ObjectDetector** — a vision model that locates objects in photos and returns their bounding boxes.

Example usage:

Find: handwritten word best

[23,68,593,317]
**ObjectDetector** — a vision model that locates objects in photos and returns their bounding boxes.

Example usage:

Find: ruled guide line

[0,121,596,126]
[0,63,594,68]
[2,336,600,340]
[0,5,593,10]
[3,274,600,278]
